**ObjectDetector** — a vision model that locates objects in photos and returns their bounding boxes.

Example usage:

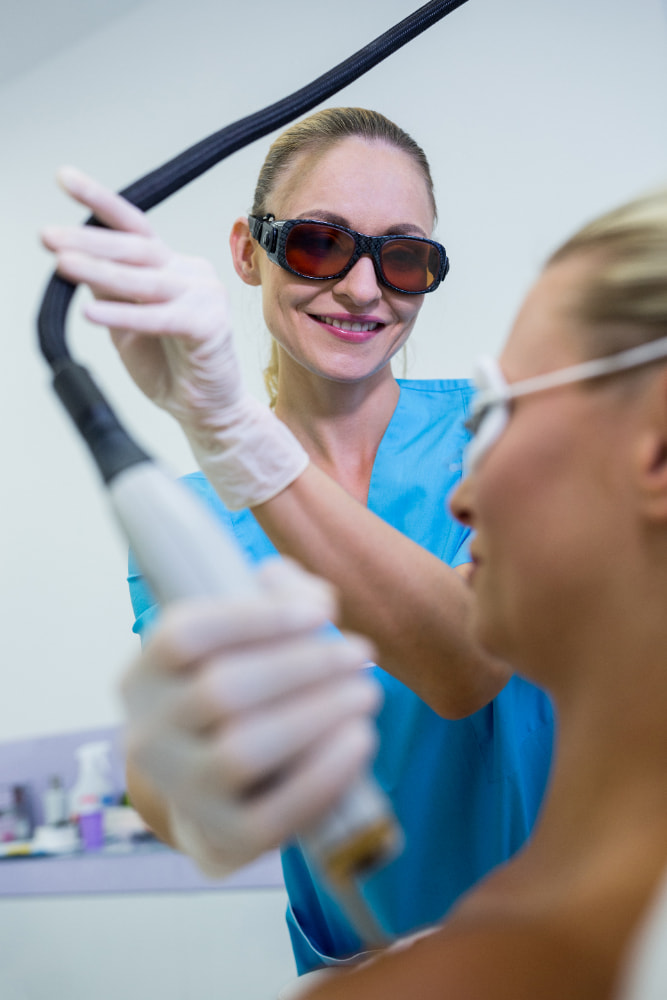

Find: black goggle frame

[249,215,449,295]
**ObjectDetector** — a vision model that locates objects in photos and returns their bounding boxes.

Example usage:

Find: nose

[449,472,475,528]
[333,254,383,306]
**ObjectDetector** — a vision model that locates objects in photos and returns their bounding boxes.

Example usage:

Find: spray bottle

[70,740,113,851]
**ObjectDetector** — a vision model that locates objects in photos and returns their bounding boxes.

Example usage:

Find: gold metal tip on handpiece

[322,818,403,887]
[299,772,404,944]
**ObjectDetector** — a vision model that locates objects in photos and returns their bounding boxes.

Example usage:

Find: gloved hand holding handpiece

[41,166,309,510]
[121,557,379,877]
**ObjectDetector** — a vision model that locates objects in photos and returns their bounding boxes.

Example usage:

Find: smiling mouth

[313,314,383,334]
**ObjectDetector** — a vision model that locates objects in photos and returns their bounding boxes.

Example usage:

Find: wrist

[184,395,310,510]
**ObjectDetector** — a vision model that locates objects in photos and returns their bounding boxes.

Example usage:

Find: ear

[229,216,262,286]
[636,369,667,522]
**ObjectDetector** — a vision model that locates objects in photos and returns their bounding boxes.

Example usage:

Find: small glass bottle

[11,785,34,841]
[43,775,68,827]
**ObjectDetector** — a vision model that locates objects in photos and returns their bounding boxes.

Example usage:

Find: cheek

[471,423,589,652]
[482,445,580,572]
[468,389,633,665]
[396,294,422,328]
[260,275,301,340]
[380,297,422,355]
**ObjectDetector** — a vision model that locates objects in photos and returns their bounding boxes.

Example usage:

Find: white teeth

[318,316,379,332]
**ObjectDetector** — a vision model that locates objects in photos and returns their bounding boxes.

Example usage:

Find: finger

[84,283,229,338]
[124,721,198,800]
[207,672,381,795]
[55,250,179,304]
[84,297,204,338]
[140,594,338,677]
[84,299,176,334]
[171,633,376,731]
[240,716,378,847]
[57,165,153,237]
[41,225,167,267]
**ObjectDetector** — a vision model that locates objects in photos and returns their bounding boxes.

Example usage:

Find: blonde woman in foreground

[300,185,667,998]
[123,184,667,999]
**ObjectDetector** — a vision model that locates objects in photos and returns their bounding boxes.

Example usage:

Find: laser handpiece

[50,354,400,945]
[111,457,401,948]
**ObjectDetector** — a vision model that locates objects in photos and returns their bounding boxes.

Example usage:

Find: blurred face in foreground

[450,253,653,679]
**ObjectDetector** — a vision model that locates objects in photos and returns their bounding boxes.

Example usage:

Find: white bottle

[70,741,114,850]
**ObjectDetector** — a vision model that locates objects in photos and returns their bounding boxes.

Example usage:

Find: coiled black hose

[36,0,469,479]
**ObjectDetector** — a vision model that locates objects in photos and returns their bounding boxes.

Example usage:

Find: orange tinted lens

[285,223,356,277]
[380,239,439,291]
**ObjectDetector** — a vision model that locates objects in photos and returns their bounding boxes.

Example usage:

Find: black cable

[37,0,469,370]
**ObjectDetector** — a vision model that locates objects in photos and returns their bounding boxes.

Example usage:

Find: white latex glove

[120,559,380,877]
[40,166,308,509]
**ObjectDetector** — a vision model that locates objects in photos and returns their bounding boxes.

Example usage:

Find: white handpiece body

[109,460,257,604]
[109,461,400,945]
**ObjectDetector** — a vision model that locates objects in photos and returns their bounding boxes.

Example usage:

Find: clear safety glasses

[464,333,667,474]
[248,215,449,295]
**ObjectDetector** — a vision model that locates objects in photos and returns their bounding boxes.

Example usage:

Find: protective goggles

[249,215,449,294]
[464,333,667,474]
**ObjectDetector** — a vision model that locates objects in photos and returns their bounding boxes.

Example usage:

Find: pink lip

[310,313,386,344]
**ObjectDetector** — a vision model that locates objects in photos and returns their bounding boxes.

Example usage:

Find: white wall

[0,0,666,997]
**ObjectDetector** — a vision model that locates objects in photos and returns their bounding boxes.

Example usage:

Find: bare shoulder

[304,843,667,1000]
[304,909,612,1000]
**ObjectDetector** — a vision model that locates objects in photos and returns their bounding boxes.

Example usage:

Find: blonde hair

[252,107,437,405]
[549,187,667,357]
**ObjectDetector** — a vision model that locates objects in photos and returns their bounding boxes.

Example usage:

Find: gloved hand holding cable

[41,166,309,510]
[121,557,379,877]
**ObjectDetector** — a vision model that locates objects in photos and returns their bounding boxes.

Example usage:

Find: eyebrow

[296,210,429,238]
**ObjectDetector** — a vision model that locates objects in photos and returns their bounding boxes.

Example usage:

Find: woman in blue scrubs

[42,107,554,973]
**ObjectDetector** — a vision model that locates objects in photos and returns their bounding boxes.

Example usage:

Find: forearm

[252,464,511,718]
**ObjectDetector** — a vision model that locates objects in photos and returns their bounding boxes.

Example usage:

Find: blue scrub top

[128,379,554,974]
